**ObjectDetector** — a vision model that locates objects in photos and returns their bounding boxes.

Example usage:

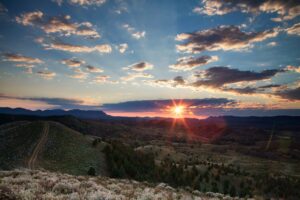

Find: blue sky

[0,0,300,117]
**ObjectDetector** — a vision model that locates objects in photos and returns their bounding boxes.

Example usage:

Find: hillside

[0,121,108,176]
[0,169,240,200]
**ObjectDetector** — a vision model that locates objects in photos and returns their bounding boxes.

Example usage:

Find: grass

[0,121,44,169]
[39,122,108,176]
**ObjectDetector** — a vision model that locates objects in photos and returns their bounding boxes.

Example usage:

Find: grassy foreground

[0,169,243,200]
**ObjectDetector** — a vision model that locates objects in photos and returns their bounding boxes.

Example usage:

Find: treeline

[102,140,300,199]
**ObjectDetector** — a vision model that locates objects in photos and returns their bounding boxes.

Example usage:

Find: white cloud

[123,24,146,40]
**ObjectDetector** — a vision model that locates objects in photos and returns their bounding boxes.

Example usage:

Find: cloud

[36,71,56,80]
[195,0,300,21]
[0,94,101,110]
[123,62,154,71]
[69,68,88,79]
[53,0,106,7]
[123,24,146,40]
[173,76,185,86]
[191,66,284,88]
[0,2,8,14]
[84,65,103,73]
[176,25,279,53]
[3,53,43,64]
[16,11,100,38]
[44,41,112,54]
[267,41,278,46]
[276,87,300,100]
[94,75,109,82]
[285,23,300,36]
[169,55,218,71]
[61,58,85,67]
[146,76,187,88]
[285,65,300,73]
[121,72,153,81]
[101,98,235,112]
[117,43,128,53]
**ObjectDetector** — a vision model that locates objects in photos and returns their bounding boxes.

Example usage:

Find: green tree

[87,167,96,176]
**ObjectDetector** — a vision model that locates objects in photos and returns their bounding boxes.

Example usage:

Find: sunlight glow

[172,105,185,116]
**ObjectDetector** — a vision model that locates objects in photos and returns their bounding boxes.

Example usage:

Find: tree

[223,179,230,194]
[87,167,96,176]
[230,185,236,197]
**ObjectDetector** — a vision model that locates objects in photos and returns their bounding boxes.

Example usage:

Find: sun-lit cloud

[69,68,88,79]
[36,70,56,80]
[123,62,154,71]
[121,72,153,81]
[44,41,112,54]
[53,0,107,7]
[285,23,300,36]
[117,43,128,53]
[285,65,300,73]
[123,24,146,40]
[16,11,100,38]
[61,58,85,67]
[169,55,218,71]
[3,53,43,64]
[176,25,279,53]
[92,75,118,84]
[194,0,300,21]
[267,41,278,46]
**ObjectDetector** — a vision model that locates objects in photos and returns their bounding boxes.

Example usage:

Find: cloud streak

[44,41,112,54]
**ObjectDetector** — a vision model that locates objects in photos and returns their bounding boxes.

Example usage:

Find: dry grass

[0,169,245,200]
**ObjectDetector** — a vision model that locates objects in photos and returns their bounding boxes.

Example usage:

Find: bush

[87,167,96,176]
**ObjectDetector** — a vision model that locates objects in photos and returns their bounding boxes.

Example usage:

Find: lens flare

[173,105,184,115]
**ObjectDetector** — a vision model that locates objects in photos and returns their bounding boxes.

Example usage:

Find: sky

[0,0,300,118]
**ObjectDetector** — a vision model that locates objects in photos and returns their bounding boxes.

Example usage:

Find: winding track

[28,122,49,169]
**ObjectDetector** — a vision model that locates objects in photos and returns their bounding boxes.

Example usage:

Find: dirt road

[28,122,49,169]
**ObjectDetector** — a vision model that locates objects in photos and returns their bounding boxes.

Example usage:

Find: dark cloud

[224,87,258,94]
[0,94,100,110]
[36,71,56,80]
[123,62,153,71]
[84,65,103,73]
[276,87,300,100]
[101,98,236,112]
[195,0,300,21]
[61,58,85,67]
[176,26,279,53]
[191,66,284,88]
[173,76,185,85]
[169,55,218,71]
[224,84,283,94]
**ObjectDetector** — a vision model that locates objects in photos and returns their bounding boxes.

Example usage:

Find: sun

[173,105,185,116]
